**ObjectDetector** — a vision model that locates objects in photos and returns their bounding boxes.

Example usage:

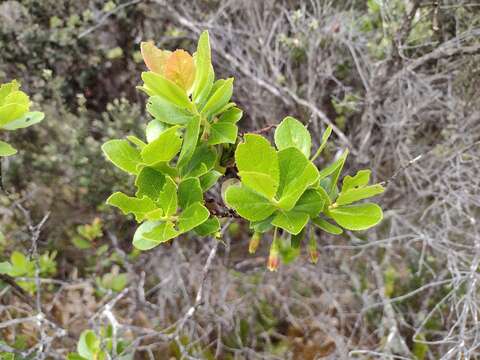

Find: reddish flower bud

[267,236,280,272]
[267,253,280,272]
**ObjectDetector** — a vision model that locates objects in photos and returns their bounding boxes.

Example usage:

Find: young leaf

[147,96,193,125]
[274,116,311,157]
[106,192,157,222]
[224,183,276,221]
[200,78,234,117]
[317,149,349,182]
[177,115,201,169]
[164,49,196,91]
[328,149,349,195]
[141,72,191,109]
[102,139,142,174]
[311,125,332,161]
[327,203,383,230]
[342,169,371,192]
[141,126,182,165]
[276,147,319,210]
[271,210,309,235]
[235,134,279,199]
[177,202,210,233]
[336,184,384,205]
[193,31,214,105]
[141,41,171,75]
[157,177,178,216]
[178,177,203,209]
[311,217,343,235]
[1,111,44,130]
[0,140,17,157]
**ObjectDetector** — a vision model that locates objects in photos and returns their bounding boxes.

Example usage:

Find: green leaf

[311,125,332,161]
[0,103,29,127]
[194,216,220,236]
[181,144,217,177]
[224,183,276,221]
[279,236,301,264]
[201,78,234,117]
[251,215,275,233]
[132,221,167,250]
[276,148,319,210]
[141,126,182,165]
[236,134,279,199]
[199,170,222,191]
[0,80,20,104]
[311,217,343,235]
[317,149,348,182]
[141,71,191,109]
[147,96,193,125]
[336,184,384,205]
[177,115,201,168]
[327,149,348,195]
[106,192,157,222]
[144,221,179,243]
[218,107,242,124]
[126,135,146,149]
[67,354,87,360]
[342,169,371,191]
[10,251,34,276]
[102,139,142,174]
[135,167,166,200]
[0,140,17,157]
[178,177,203,209]
[208,122,238,145]
[1,111,44,130]
[146,119,169,143]
[78,330,99,359]
[0,261,13,274]
[293,189,325,216]
[157,177,177,216]
[327,203,383,230]
[271,210,309,235]
[193,31,214,105]
[178,202,210,233]
[274,116,311,157]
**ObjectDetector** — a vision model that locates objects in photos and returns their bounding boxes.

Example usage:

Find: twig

[78,0,142,38]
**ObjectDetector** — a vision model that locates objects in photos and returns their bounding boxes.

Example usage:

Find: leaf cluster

[0,80,45,156]
[102,31,385,269]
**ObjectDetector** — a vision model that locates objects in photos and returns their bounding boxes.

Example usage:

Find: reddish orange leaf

[140,41,171,75]
[164,49,196,91]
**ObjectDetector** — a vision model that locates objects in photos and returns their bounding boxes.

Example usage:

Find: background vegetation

[0,0,479,359]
